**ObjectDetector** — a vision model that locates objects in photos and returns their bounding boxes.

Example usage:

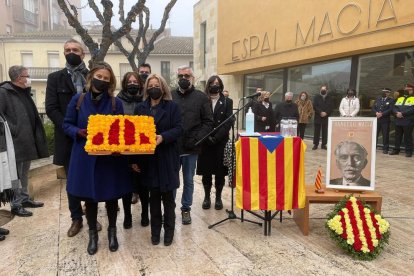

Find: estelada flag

[314,166,322,190]
[235,136,306,211]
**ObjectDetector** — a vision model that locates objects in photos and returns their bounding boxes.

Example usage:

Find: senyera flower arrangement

[85,115,156,154]
[326,195,390,260]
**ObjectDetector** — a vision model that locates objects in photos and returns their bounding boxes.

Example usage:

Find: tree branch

[88,0,104,24]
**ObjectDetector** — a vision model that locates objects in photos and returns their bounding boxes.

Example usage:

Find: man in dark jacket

[45,39,91,237]
[312,85,334,150]
[274,91,299,131]
[0,65,49,217]
[372,88,394,154]
[172,66,213,225]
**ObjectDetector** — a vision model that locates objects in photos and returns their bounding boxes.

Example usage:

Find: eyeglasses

[177,74,192,79]
[20,75,30,78]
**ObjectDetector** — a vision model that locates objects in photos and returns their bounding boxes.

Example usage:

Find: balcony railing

[28,67,60,79]
[13,0,38,26]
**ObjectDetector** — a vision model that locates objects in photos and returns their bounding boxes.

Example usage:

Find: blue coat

[63,92,132,202]
[134,99,182,192]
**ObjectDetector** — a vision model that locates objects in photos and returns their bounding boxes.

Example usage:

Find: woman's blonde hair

[85,62,117,96]
[143,74,172,101]
[258,91,270,102]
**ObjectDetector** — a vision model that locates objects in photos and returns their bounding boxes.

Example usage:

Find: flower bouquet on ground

[326,195,390,260]
[85,115,156,155]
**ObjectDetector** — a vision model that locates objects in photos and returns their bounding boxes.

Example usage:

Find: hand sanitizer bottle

[246,107,255,134]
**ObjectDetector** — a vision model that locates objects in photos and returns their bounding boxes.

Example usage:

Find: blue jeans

[178,154,198,212]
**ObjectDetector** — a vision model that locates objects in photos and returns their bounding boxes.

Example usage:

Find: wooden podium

[293,185,382,236]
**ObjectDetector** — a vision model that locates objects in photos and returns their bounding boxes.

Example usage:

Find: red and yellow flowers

[326,196,390,260]
[85,115,156,154]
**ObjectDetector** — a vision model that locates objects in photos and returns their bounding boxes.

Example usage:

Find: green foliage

[43,122,55,155]
[325,194,390,261]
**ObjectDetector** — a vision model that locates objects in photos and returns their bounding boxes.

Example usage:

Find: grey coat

[0,82,49,162]
[0,114,19,192]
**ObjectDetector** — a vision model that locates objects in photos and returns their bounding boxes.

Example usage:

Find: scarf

[66,62,87,94]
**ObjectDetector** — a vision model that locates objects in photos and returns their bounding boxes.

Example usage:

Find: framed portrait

[326,117,377,191]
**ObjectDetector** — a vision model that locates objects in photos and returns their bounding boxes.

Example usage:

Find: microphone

[243,92,261,99]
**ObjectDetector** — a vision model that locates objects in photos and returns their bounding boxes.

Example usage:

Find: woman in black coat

[196,75,233,210]
[133,74,182,246]
[252,91,275,132]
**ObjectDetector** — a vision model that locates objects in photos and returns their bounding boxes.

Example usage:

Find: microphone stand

[196,98,262,229]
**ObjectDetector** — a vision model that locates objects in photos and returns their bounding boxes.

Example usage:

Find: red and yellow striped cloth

[235,136,307,211]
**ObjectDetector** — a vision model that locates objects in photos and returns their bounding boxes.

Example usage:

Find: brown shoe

[67,220,83,237]
[131,193,139,204]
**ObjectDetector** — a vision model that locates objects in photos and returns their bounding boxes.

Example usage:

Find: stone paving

[0,140,413,275]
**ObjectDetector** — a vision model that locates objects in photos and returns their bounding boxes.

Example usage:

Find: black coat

[135,99,183,192]
[45,68,88,166]
[313,94,334,124]
[252,101,275,132]
[274,102,299,124]
[172,86,213,155]
[0,82,49,162]
[197,94,233,176]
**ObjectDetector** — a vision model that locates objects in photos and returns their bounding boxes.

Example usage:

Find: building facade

[0,29,193,113]
[0,0,80,35]
[194,0,414,139]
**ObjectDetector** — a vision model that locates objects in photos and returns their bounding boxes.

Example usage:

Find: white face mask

[25,78,31,88]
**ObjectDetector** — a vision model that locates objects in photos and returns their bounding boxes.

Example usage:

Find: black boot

[202,176,212,209]
[87,230,98,255]
[123,214,132,229]
[202,195,211,209]
[108,227,118,252]
[215,186,224,210]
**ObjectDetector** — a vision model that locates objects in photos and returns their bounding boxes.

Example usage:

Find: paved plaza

[0,140,413,275]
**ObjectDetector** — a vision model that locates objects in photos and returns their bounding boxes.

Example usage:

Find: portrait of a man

[330,141,370,186]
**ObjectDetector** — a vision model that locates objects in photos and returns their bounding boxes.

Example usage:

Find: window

[6,0,11,7]
[48,52,60,68]
[245,69,285,105]
[5,25,12,35]
[21,52,33,67]
[161,61,170,84]
[200,22,207,68]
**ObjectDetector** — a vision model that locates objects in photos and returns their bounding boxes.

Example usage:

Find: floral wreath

[326,195,390,260]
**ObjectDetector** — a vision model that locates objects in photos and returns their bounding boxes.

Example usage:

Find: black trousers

[149,189,175,237]
[313,121,328,146]
[394,124,413,153]
[298,123,307,140]
[85,200,117,230]
[202,174,225,195]
[377,121,390,150]
[65,166,83,222]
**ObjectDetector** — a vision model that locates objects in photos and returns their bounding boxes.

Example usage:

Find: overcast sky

[80,0,199,36]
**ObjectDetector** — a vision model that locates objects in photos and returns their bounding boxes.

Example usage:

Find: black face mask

[348,93,355,97]
[140,73,149,83]
[286,100,292,103]
[320,90,327,95]
[178,78,191,90]
[147,87,162,100]
[92,78,110,92]
[209,85,221,94]
[127,84,140,95]
[65,53,82,67]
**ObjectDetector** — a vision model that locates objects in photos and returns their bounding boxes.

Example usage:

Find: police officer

[389,83,414,157]
[372,88,394,154]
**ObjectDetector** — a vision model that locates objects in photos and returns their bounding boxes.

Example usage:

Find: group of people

[3,39,231,255]
[249,83,414,157]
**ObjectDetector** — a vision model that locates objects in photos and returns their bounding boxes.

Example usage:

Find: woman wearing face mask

[196,75,234,211]
[133,74,182,246]
[63,62,132,255]
[339,88,360,117]
[116,72,150,229]
[252,91,275,132]
[295,91,314,139]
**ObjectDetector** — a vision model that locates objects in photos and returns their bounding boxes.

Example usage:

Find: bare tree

[58,0,178,70]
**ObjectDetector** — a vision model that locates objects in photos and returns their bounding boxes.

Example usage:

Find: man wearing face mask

[372,88,394,154]
[389,83,414,157]
[312,84,334,150]
[274,91,299,131]
[172,65,213,225]
[138,63,152,83]
[0,66,49,217]
[45,39,101,237]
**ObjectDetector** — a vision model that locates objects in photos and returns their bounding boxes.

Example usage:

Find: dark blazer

[252,101,275,132]
[274,102,299,124]
[135,99,183,192]
[172,86,213,155]
[197,94,233,176]
[63,92,132,202]
[330,176,371,187]
[0,82,49,162]
[371,96,394,123]
[45,68,88,166]
[313,94,334,124]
